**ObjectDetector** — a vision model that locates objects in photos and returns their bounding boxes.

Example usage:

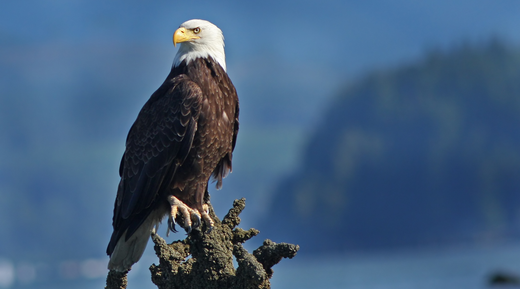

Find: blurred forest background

[1,1,520,289]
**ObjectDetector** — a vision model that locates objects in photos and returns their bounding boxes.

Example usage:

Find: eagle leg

[201,203,214,233]
[167,195,202,235]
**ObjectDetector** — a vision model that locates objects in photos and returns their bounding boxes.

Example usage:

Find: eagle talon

[192,214,201,228]
[168,216,178,234]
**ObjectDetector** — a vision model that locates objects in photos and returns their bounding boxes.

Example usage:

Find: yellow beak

[173,27,200,46]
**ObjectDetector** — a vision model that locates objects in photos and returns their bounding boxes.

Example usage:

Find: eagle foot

[166,196,202,235]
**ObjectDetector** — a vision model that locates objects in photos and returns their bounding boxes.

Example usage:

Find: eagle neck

[173,44,226,72]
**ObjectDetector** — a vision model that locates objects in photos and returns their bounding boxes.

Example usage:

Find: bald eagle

[107,19,239,272]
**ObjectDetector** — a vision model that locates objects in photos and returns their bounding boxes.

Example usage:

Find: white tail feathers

[107,214,157,272]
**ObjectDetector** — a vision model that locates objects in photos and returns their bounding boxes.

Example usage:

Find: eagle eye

[193,27,201,34]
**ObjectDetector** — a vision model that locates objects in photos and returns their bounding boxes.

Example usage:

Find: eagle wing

[211,101,239,189]
[108,75,202,255]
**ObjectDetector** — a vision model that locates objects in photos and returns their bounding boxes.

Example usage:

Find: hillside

[261,40,520,253]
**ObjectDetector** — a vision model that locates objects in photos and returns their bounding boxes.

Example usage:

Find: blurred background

[1,1,520,288]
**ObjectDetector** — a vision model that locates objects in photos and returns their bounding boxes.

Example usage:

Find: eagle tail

[107,213,157,272]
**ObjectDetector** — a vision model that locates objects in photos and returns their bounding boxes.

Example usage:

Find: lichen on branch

[151,198,299,289]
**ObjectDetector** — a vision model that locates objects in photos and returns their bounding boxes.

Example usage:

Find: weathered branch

[105,270,128,289]
[253,240,299,279]
[105,198,299,289]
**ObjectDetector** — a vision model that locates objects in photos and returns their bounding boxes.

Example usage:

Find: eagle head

[172,19,226,71]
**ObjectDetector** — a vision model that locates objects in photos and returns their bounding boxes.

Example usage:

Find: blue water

[13,243,520,288]
[270,243,520,289]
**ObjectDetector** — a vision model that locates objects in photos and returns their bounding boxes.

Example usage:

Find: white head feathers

[172,19,227,71]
